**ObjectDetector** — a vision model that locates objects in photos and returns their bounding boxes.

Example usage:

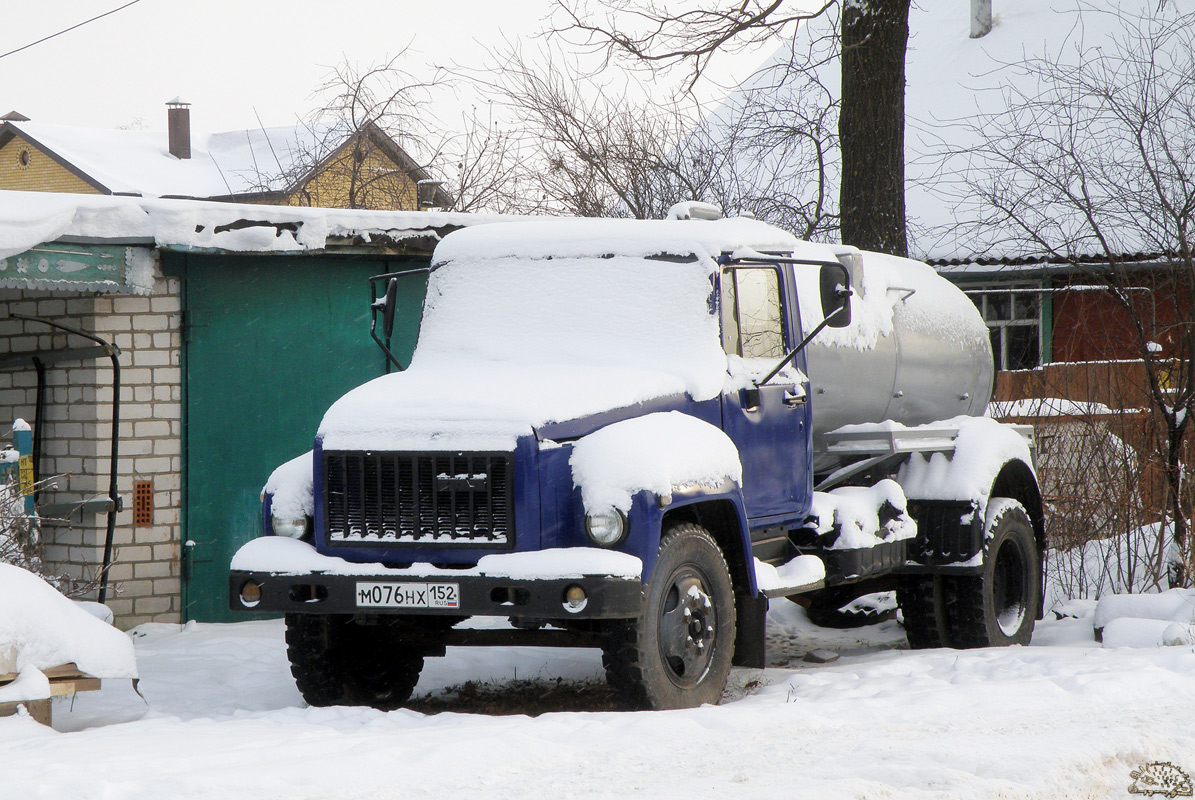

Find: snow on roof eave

[0,191,521,261]
[933,252,1177,278]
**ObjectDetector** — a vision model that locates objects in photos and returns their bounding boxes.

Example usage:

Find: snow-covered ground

[3,605,1193,799]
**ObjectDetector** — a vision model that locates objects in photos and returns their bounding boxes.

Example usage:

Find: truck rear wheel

[896,576,952,649]
[945,498,1040,648]
[602,523,736,710]
[285,613,426,710]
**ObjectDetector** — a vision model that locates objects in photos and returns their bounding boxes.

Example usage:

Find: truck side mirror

[381,277,399,339]
[820,263,852,328]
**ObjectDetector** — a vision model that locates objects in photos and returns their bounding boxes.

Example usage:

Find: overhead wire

[0,0,144,61]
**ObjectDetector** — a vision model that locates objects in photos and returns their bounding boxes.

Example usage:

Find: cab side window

[720,267,786,359]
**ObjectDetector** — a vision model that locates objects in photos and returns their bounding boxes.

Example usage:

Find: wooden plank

[0,699,51,726]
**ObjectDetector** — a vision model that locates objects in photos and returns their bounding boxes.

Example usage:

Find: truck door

[719,264,812,522]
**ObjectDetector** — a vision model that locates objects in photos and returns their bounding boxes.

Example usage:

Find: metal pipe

[11,314,122,604]
[32,356,44,498]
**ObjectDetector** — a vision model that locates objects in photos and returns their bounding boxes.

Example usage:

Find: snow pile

[0,564,136,702]
[232,536,643,580]
[263,451,313,520]
[1093,589,1195,648]
[809,479,916,550]
[893,416,1035,506]
[753,554,826,593]
[569,412,742,514]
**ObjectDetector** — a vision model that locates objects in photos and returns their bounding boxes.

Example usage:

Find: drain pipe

[12,315,122,603]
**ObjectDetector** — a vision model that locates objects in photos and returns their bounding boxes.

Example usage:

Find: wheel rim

[656,565,718,688]
[992,535,1028,636]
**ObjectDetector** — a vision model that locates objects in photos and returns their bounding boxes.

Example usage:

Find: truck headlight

[585,508,627,547]
[272,514,310,539]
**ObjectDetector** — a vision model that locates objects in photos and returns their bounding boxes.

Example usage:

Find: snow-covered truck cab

[230,214,1044,711]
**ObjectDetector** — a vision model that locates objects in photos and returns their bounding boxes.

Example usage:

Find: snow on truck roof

[432,216,841,267]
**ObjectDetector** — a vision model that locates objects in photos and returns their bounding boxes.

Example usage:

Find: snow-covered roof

[0,119,433,201]
[0,190,510,262]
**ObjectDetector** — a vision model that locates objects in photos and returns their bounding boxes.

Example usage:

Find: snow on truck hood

[317,362,698,451]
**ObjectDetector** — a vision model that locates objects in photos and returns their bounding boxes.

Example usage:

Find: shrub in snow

[1045,522,1183,609]
[0,473,100,599]
[0,468,45,578]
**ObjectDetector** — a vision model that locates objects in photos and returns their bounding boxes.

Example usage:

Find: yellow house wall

[281,146,419,210]
[0,135,103,194]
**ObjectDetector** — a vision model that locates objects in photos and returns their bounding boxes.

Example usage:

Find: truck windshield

[411,255,728,391]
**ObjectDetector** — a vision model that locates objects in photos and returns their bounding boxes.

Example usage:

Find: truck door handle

[783,388,807,406]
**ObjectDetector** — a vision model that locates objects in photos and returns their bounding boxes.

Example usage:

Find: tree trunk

[839,0,911,256]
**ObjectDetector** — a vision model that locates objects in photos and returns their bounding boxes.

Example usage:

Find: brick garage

[0,263,183,626]
[0,191,486,627]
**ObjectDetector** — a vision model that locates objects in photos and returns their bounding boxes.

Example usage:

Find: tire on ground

[285,613,427,710]
[602,522,736,710]
[945,498,1041,648]
[896,576,952,649]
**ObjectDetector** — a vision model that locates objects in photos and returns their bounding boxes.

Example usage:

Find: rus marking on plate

[355,581,459,609]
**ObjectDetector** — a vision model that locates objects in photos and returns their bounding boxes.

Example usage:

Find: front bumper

[229,569,644,619]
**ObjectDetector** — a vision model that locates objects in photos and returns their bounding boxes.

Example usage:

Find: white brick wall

[0,267,184,629]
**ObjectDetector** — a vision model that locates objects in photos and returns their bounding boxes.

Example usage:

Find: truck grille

[323,452,514,547]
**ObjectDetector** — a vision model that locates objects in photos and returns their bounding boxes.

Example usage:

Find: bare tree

[954,4,1195,586]
[704,22,841,240]
[547,0,907,253]
[441,105,527,214]
[477,46,718,218]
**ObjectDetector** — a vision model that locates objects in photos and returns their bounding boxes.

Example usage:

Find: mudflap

[732,591,769,668]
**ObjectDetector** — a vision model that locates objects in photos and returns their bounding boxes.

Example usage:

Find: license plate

[355,581,460,609]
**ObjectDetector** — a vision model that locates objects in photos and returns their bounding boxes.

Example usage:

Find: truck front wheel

[602,523,736,710]
[285,613,426,710]
[945,498,1040,648]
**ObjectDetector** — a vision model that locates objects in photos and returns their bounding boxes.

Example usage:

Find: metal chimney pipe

[166,97,191,159]
[970,0,993,38]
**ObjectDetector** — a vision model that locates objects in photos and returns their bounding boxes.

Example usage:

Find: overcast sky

[2,1,773,135]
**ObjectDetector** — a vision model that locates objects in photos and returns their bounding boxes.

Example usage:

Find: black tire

[285,613,427,710]
[897,576,952,649]
[602,523,736,710]
[285,613,349,707]
[945,498,1040,648]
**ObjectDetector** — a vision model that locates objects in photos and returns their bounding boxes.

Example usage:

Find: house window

[967,285,1042,371]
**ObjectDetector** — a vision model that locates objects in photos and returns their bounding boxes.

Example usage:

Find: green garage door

[170,253,427,621]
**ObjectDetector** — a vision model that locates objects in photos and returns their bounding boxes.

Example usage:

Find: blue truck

[229,212,1043,710]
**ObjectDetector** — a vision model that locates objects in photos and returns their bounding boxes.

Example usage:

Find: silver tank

[795,246,994,472]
